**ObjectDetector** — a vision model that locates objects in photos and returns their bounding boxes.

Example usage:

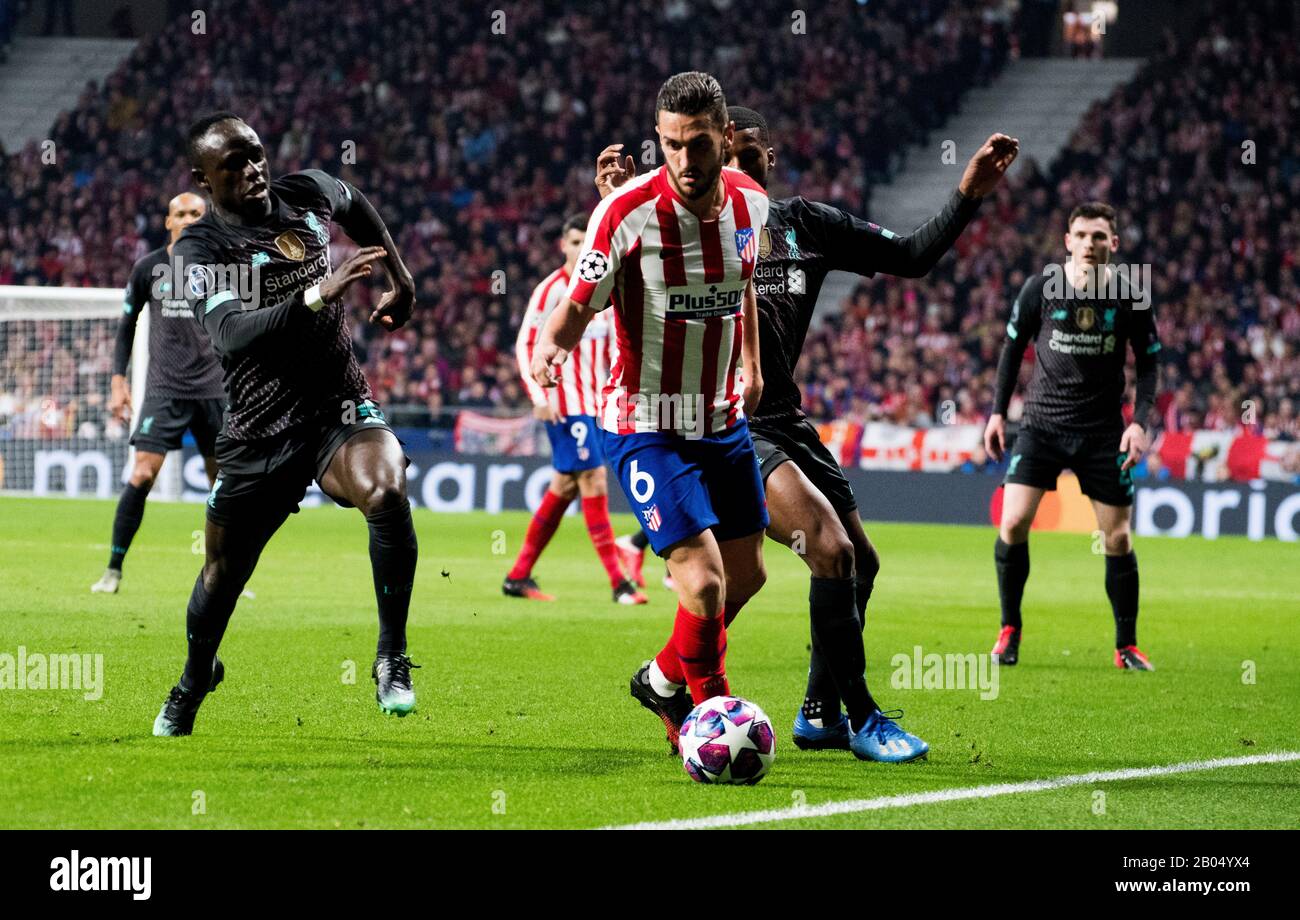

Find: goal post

[0,284,183,500]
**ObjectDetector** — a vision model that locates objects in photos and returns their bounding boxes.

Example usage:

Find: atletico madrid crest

[641,504,662,533]
[735,227,756,264]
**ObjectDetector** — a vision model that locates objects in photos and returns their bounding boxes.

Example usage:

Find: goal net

[0,285,185,500]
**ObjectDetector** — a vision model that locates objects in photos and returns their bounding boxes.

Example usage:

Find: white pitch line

[605,750,1300,830]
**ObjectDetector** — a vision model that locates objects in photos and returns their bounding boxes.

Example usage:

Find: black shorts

[130,396,224,456]
[205,399,400,527]
[1004,426,1134,507]
[749,415,857,516]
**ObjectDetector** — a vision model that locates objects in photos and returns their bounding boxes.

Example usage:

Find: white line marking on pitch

[605,750,1300,830]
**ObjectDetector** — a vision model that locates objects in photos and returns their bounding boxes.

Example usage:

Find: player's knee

[681,569,725,617]
[740,562,767,602]
[1002,515,1033,543]
[1105,528,1132,555]
[856,542,881,584]
[360,481,406,517]
[129,465,157,490]
[808,527,854,579]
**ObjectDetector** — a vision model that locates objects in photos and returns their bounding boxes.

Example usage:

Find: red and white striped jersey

[566,165,768,436]
[516,265,614,418]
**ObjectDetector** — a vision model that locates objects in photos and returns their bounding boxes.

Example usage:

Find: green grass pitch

[1,495,1297,829]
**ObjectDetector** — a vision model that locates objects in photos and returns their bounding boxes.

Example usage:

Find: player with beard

[533,73,769,749]
[597,107,1018,761]
[92,192,221,595]
[152,112,419,735]
[985,202,1159,671]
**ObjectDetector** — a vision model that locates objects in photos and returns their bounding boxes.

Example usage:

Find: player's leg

[505,416,585,599]
[154,503,288,736]
[662,530,730,703]
[993,483,1045,663]
[995,427,1062,664]
[764,460,861,741]
[605,429,722,751]
[615,529,650,588]
[92,449,166,593]
[95,396,194,592]
[318,427,422,712]
[575,454,646,604]
[1092,499,1150,669]
[503,470,575,600]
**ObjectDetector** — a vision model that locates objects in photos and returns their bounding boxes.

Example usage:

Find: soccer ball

[679,696,776,785]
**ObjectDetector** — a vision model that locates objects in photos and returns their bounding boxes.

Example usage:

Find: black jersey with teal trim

[172,170,370,441]
[1006,269,1161,435]
[112,247,224,399]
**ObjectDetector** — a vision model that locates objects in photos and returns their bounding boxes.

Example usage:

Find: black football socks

[806,576,876,731]
[367,498,419,656]
[108,481,151,571]
[1105,551,1140,647]
[629,530,650,551]
[180,573,237,694]
[994,538,1029,629]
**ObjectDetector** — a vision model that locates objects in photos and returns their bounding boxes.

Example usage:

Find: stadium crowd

[1,0,1296,470]
[797,3,1300,450]
[1,0,1009,437]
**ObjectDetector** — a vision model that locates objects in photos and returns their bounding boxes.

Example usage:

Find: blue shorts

[545,414,604,474]
[603,419,769,555]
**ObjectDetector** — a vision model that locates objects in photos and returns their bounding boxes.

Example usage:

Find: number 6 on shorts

[629,459,655,503]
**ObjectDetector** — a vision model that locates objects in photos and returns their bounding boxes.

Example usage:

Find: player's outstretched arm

[334,188,416,331]
[531,298,595,389]
[821,135,1014,282]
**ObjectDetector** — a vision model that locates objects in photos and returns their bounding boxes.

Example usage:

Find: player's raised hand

[959,133,1019,199]
[320,246,387,305]
[530,341,569,389]
[984,413,1007,462]
[369,271,416,332]
[594,143,636,199]
[1119,422,1148,471]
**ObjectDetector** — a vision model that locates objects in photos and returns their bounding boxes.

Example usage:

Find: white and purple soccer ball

[679,696,776,785]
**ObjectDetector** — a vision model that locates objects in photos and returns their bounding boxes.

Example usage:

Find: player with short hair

[984,201,1160,670]
[532,72,768,749]
[152,112,420,735]
[91,192,221,595]
[597,107,1018,761]
[505,213,647,605]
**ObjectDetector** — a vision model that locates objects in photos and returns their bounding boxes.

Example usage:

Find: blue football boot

[848,709,929,763]
[792,709,850,751]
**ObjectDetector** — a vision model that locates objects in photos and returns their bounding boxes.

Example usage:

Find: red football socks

[581,495,625,588]
[672,603,728,703]
[507,489,569,580]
